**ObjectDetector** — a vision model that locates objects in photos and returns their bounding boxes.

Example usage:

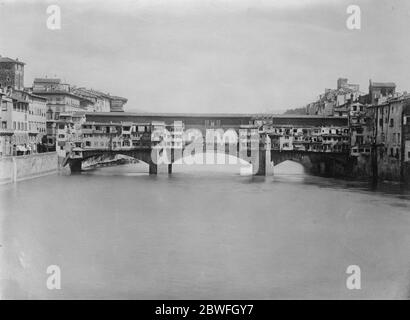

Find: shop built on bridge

[61,112,352,176]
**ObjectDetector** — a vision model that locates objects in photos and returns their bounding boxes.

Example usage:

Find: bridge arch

[271,152,314,172]
[67,148,154,173]
[82,153,151,168]
[270,150,351,176]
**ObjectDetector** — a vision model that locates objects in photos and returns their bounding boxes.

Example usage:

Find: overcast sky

[1,0,410,113]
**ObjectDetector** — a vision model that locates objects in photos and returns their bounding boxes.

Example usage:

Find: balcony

[0,128,14,135]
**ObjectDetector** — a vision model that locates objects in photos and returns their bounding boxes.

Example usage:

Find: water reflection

[1,161,410,299]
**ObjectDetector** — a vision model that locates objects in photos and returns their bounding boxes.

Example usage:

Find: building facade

[306,78,364,117]
[109,96,128,112]
[0,56,25,90]
[368,95,409,181]
[0,88,47,156]
[32,78,85,149]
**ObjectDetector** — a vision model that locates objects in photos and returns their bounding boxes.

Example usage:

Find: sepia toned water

[1,161,410,299]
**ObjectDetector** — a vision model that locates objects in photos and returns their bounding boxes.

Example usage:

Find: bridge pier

[69,160,82,173]
[149,161,157,175]
[253,134,274,176]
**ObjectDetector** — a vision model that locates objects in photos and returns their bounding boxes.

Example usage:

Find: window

[1,121,6,129]
[390,118,394,127]
[379,118,383,127]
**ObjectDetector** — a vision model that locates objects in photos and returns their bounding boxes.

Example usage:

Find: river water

[1,160,410,299]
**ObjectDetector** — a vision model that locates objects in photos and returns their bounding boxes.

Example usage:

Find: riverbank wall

[0,152,58,185]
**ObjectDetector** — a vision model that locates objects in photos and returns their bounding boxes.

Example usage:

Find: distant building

[71,88,127,112]
[368,80,396,105]
[348,101,373,180]
[0,90,14,156]
[0,88,47,156]
[306,78,364,116]
[55,111,86,157]
[0,56,25,91]
[109,95,128,112]
[32,78,70,92]
[71,87,111,112]
[403,102,410,182]
[337,78,360,91]
[0,55,128,156]
[32,78,86,149]
[367,94,409,180]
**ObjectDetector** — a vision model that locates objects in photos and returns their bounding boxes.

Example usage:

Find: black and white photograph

[1,0,410,305]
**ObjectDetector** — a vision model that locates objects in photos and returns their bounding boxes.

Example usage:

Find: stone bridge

[270,150,352,177]
[66,135,274,176]
[66,141,353,177]
[64,112,352,177]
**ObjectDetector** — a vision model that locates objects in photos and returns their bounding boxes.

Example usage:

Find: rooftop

[72,87,125,101]
[0,56,25,65]
[33,78,61,84]
[85,111,346,119]
[32,89,84,100]
[370,82,396,88]
[109,95,128,102]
